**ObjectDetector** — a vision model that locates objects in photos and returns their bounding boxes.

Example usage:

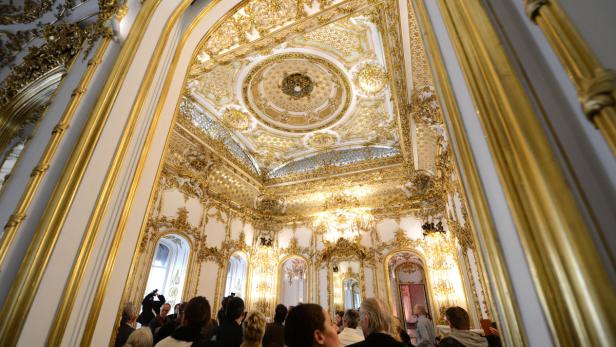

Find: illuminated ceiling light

[314,193,373,244]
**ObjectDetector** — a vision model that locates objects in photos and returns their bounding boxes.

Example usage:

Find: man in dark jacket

[154,302,185,345]
[348,298,405,347]
[136,289,166,326]
[149,302,171,333]
[114,302,137,347]
[212,296,246,347]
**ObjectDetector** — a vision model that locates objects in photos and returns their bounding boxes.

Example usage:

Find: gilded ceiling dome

[243,53,351,133]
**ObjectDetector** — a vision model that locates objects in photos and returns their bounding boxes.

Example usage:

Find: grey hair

[121,302,137,324]
[123,327,152,347]
[360,298,391,336]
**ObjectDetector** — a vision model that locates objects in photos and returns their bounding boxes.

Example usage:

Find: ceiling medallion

[305,131,338,150]
[222,107,251,131]
[353,62,387,95]
[243,52,351,133]
[281,73,314,98]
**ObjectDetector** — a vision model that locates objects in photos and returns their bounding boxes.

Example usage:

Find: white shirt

[338,327,364,346]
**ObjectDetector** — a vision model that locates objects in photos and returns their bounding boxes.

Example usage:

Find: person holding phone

[137,289,166,326]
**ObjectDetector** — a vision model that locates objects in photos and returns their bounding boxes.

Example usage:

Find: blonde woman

[124,327,153,347]
[241,311,267,347]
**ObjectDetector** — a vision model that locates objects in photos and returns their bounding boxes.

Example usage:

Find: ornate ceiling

[164,0,450,220]
[184,6,403,181]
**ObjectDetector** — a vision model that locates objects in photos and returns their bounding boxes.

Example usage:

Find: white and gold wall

[126,166,489,327]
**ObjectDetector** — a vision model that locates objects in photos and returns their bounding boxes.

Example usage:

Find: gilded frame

[382,249,438,325]
[138,231,196,305]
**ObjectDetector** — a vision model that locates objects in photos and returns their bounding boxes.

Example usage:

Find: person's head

[334,311,344,326]
[445,306,470,330]
[174,303,181,314]
[285,304,340,347]
[274,304,288,324]
[243,311,267,344]
[359,298,391,337]
[121,302,137,324]
[225,296,246,322]
[413,304,428,316]
[343,309,359,329]
[160,303,171,318]
[124,327,153,347]
[182,296,211,329]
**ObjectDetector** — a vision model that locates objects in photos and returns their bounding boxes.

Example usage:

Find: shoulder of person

[438,337,465,347]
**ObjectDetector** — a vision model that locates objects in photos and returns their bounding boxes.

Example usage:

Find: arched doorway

[279,256,308,307]
[143,234,190,308]
[387,251,431,340]
[224,252,248,299]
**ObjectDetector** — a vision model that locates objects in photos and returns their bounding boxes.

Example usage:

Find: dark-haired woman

[262,304,287,347]
[285,303,340,347]
[155,296,210,347]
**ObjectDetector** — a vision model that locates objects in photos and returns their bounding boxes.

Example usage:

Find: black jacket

[136,292,165,326]
[348,332,406,347]
[212,320,243,347]
[438,337,467,347]
[262,322,285,347]
[154,319,180,345]
[114,323,134,347]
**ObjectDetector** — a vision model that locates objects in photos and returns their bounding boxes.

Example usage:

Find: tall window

[144,234,190,307]
[343,278,361,310]
[224,253,248,299]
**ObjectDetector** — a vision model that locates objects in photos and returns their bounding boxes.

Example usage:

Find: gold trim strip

[0,1,160,344]
[437,1,616,345]
[103,2,247,345]
[412,1,526,344]
[0,39,109,268]
[527,0,616,154]
[48,1,195,343]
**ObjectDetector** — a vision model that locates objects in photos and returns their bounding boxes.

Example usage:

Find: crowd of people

[114,290,501,347]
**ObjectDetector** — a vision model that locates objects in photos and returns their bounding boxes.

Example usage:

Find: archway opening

[388,251,430,341]
[143,234,190,308]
